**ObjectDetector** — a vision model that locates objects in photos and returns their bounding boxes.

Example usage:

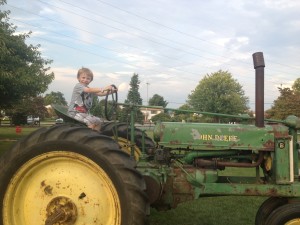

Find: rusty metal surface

[253,52,265,128]
[195,151,264,168]
[199,182,300,197]
[45,196,77,225]
[143,175,162,204]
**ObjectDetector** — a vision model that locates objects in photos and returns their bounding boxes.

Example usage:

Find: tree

[266,86,300,120]
[292,78,300,93]
[148,94,168,107]
[174,104,193,115]
[187,70,249,115]
[171,103,194,122]
[151,112,172,123]
[125,73,143,105]
[169,104,209,123]
[90,97,103,118]
[5,96,48,125]
[44,91,68,106]
[0,1,54,109]
[119,73,143,123]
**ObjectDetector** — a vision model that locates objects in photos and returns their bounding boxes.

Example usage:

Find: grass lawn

[149,196,265,225]
[0,126,41,155]
[0,126,265,225]
[0,127,38,139]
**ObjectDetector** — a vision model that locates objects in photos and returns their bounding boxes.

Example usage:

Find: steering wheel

[104,84,118,121]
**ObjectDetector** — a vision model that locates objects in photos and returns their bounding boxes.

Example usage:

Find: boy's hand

[110,85,118,93]
[102,85,118,93]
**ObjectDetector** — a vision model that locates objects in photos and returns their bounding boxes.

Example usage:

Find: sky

[3,0,300,110]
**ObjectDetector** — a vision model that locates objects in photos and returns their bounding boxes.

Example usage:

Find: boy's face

[78,73,92,85]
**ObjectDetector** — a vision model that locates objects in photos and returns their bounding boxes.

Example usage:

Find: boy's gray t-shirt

[68,83,94,116]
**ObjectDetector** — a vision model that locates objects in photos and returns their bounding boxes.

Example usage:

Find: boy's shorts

[73,113,103,126]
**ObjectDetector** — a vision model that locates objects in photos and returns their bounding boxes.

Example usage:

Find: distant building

[140,107,164,122]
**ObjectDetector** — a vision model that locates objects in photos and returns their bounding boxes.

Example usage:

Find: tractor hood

[153,122,289,151]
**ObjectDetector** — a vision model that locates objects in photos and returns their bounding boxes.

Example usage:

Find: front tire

[0,124,148,225]
[265,203,300,225]
[255,197,288,225]
[101,122,156,160]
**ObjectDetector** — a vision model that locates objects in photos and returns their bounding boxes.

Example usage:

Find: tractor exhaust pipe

[252,52,265,128]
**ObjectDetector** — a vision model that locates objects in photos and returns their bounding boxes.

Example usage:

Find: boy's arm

[83,85,117,96]
[95,85,118,96]
[83,87,103,94]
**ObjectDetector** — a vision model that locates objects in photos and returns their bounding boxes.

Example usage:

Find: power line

[9,17,219,79]
[35,0,229,65]
[7,4,226,76]
[64,2,300,75]
[27,2,300,77]
[8,9,290,101]
[5,2,297,104]
[8,2,300,83]
[95,0,300,71]
[50,0,251,67]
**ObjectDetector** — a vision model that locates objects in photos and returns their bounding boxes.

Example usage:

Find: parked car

[27,116,40,125]
[55,118,64,124]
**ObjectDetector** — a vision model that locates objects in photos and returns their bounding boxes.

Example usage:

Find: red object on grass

[15,126,22,134]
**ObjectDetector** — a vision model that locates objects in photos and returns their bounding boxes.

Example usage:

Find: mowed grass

[0,126,265,225]
[0,126,40,155]
[0,126,38,138]
[149,196,265,225]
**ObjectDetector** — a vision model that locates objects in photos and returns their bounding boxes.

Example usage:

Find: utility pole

[146,82,150,105]
[145,82,150,122]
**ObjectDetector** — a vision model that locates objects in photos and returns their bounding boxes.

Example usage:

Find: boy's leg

[88,124,96,130]
[84,115,103,132]
[94,124,101,131]
[92,116,102,131]
[74,113,88,125]
[74,113,98,130]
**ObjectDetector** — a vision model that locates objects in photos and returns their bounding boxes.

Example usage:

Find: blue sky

[4,0,300,110]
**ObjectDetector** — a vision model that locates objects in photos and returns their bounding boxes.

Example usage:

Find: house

[140,107,164,122]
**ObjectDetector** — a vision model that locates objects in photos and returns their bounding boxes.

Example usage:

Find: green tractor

[1,52,300,225]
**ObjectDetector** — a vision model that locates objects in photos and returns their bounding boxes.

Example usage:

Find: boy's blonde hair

[77,67,93,81]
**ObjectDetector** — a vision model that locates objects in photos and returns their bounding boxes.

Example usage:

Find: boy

[68,67,117,131]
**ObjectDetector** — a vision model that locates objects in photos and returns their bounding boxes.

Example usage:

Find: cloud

[263,0,300,9]
[50,67,77,81]
[39,6,55,16]
[118,82,130,92]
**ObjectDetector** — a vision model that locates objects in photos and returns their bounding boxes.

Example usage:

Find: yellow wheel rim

[116,137,142,160]
[3,151,121,225]
[285,219,300,225]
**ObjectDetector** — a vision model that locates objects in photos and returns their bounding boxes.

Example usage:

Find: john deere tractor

[1,52,300,225]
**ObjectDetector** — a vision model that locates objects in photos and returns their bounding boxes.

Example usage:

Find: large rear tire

[0,124,148,225]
